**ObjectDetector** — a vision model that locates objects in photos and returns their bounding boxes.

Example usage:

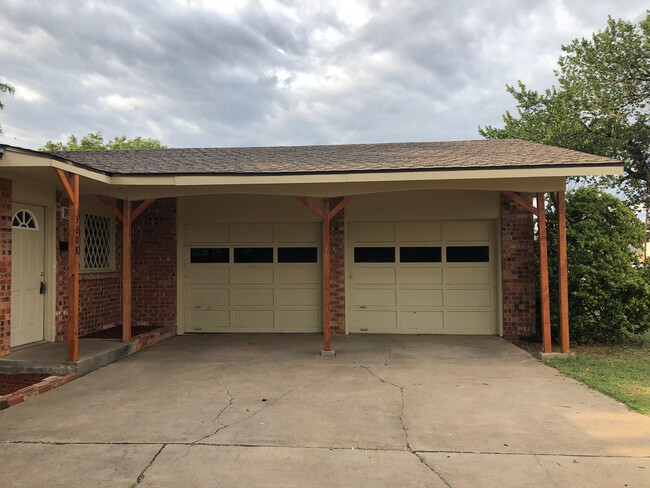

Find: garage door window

[400,246,441,263]
[190,248,229,263]
[278,247,318,263]
[354,247,395,263]
[234,247,273,263]
[446,246,489,263]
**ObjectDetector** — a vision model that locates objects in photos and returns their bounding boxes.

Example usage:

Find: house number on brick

[75,214,80,255]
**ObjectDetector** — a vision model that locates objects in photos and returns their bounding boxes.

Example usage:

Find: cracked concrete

[0,334,649,487]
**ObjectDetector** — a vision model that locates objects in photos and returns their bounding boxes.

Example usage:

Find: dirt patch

[82,326,162,339]
[0,373,51,395]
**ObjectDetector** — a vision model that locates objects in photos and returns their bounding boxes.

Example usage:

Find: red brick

[501,195,536,341]
[0,179,11,356]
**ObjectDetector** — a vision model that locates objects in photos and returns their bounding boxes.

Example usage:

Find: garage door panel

[351,288,396,307]
[275,223,318,243]
[277,287,319,306]
[231,267,274,284]
[231,224,274,243]
[232,310,275,328]
[349,220,496,335]
[443,221,489,241]
[352,267,395,285]
[399,289,443,307]
[349,222,394,242]
[188,288,230,308]
[397,267,442,285]
[396,222,441,242]
[445,311,494,334]
[232,288,274,306]
[183,222,320,333]
[445,289,491,307]
[398,311,444,332]
[185,224,229,244]
[186,310,230,331]
[351,310,397,332]
[275,267,319,284]
[186,268,230,285]
[445,267,490,285]
[276,310,320,330]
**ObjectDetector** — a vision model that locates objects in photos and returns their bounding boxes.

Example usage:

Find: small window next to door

[278,247,318,263]
[12,209,38,230]
[234,247,273,263]
[190,248,229,263]
[354,247,395,263]
[400,246,441,263]
[446,246,490,263]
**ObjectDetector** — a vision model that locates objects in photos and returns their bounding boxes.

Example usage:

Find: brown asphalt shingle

[50,139,621,176]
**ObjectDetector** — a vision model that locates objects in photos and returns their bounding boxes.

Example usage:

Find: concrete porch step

[0,339,136,377]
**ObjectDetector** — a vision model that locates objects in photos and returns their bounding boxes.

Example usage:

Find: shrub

[544,186,650,343]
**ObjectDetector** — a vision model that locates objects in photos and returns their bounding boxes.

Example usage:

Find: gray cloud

[0,0,645,149]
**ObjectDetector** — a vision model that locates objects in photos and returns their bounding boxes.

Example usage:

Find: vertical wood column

[557,191,570,353]
[537,193,552,354]
[322,198,331,352]
[68,175,80,362]
[123,200,132,343]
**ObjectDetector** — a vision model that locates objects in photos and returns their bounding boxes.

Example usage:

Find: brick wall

[329,197,346,335]
[56,196,177,340]
[132,198,177,329]
[501,195,536,341]
[0,179,11,356]
[55,192,122,340]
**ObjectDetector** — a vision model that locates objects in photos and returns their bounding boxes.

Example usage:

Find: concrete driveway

[0,334,649,487]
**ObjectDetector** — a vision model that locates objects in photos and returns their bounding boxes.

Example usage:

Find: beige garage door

[183,223,321,332]
[348,221,497,334]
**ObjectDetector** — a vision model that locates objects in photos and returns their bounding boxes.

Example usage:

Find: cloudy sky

[0,0,645,150]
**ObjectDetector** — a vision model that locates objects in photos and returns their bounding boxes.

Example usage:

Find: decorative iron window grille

[12,209,38,230]
[82,214,112,270]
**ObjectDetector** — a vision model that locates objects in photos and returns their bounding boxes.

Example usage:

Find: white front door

[11,203,45,347]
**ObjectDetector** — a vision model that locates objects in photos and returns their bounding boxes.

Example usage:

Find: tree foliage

[545,186,650,343]
[41,131,166,151]
[0,81,16,134]
[480,13,650,206]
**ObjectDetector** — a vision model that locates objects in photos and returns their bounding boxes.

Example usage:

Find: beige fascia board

[115,164,622,187]
[50,160,112,184]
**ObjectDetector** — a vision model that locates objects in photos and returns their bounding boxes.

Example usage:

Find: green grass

[544,332,650,415]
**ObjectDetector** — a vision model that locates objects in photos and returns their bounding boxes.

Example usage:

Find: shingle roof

[50,139,621,177]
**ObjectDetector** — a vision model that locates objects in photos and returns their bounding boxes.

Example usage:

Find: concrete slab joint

[0,335,648,488]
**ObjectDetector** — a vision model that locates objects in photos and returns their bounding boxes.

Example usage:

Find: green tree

[479,13,650,207]
[0,81,16,134]
[41,131,166,151]
[544,187,650,343]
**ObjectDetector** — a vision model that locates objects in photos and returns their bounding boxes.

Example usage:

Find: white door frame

[10,194,57,346]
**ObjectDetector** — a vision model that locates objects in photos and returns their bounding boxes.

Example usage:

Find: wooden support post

[55,169,81,363]
[537,193,552,354]
[297,195,356,353]
[68,174,80,362]
[123,200,132,343]
[55,169,80,362]
[322,198,331,352]
[556,191,570,354]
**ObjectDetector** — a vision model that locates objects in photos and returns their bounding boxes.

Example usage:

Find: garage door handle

[194,305,210,310]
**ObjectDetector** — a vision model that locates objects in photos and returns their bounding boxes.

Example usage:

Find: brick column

[0,179,12,356]
[132,198,177,329]
[501,194,536,341]
[329,197,346,334]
